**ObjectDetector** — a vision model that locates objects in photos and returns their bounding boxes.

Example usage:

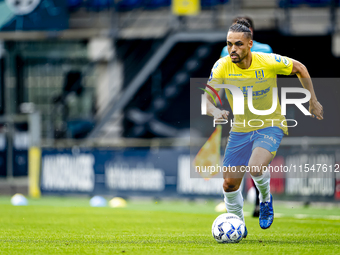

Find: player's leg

[249,147,273,229]
[222,167,246,222]
[223,168,248,238]
[249,127,284,229]
[222,131,253,224]
[248,147,273,202]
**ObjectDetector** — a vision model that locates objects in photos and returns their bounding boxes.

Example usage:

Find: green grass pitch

[0,196,339,254]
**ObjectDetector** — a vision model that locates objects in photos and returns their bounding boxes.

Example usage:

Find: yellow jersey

[207,52,293,135]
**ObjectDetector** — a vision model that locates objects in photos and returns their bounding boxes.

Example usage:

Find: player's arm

[290,59,324,120]
[206,59,229,120]
[205,88,229,120]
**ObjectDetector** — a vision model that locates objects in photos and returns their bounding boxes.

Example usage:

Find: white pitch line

[244,212,251,217]
[295,214,309,219]
[274,213,284,218]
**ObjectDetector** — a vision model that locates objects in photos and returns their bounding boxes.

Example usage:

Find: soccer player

[205,19,323,237]
[221,16,273,218]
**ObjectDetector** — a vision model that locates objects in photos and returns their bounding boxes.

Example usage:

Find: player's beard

[231,52,247,63]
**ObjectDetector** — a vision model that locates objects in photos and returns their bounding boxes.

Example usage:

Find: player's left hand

[309,100,323,120]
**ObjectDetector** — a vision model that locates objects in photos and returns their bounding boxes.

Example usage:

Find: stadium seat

[201,0,229,7]
[115,0,144,11]
[201,0,219,7]
[279,0,334,8]
[88,0,113,10]
[68,0,83,11]
[306,0,332,4]
[143,0,171,9]
[67,119,95,139]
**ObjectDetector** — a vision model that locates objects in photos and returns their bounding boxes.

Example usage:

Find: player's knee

[248,164,263,177]
[223,179,240,192]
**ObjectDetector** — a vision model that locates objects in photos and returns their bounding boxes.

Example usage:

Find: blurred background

[0,0,339,203]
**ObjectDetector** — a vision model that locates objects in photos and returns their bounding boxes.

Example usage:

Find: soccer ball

[212,213,245,243]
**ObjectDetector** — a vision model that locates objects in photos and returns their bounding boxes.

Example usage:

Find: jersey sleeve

[271,54,293,75]
[207,59,225,92]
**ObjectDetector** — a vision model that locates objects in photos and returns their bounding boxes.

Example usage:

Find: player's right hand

[212,109,229,121]
[309,100,323,120]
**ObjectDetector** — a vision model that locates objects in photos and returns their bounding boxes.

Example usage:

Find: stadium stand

[66,0,232,12]
[2,0,339,140]
[122,42,215,137]
[279,0,335,8]
[116,39,162,86]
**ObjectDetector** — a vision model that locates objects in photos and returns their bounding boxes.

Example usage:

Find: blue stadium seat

[115,0,144,11]
[279,0,333,8]
[306,0,332,4]
[201,0,219,7]
[89,0,113,10]
[68,0,83,9]
[143,0,171,9]
[201,0,229,7]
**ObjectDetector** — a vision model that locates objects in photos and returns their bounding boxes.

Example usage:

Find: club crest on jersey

[255,70,264,80]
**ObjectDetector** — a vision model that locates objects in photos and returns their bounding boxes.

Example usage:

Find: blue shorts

[223,127,284,167]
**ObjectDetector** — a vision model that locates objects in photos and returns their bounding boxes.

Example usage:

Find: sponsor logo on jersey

[255,70,265,80]
[229,74,242,76]
[263,135,277,144]
[241,86,253,97]
[240,86,270,97]
[275,55,281,63]
[253,87,270,97]
[282,57,289,66]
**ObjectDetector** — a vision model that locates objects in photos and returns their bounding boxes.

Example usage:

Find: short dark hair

[233,16,254,30]
[228,18,252,39]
